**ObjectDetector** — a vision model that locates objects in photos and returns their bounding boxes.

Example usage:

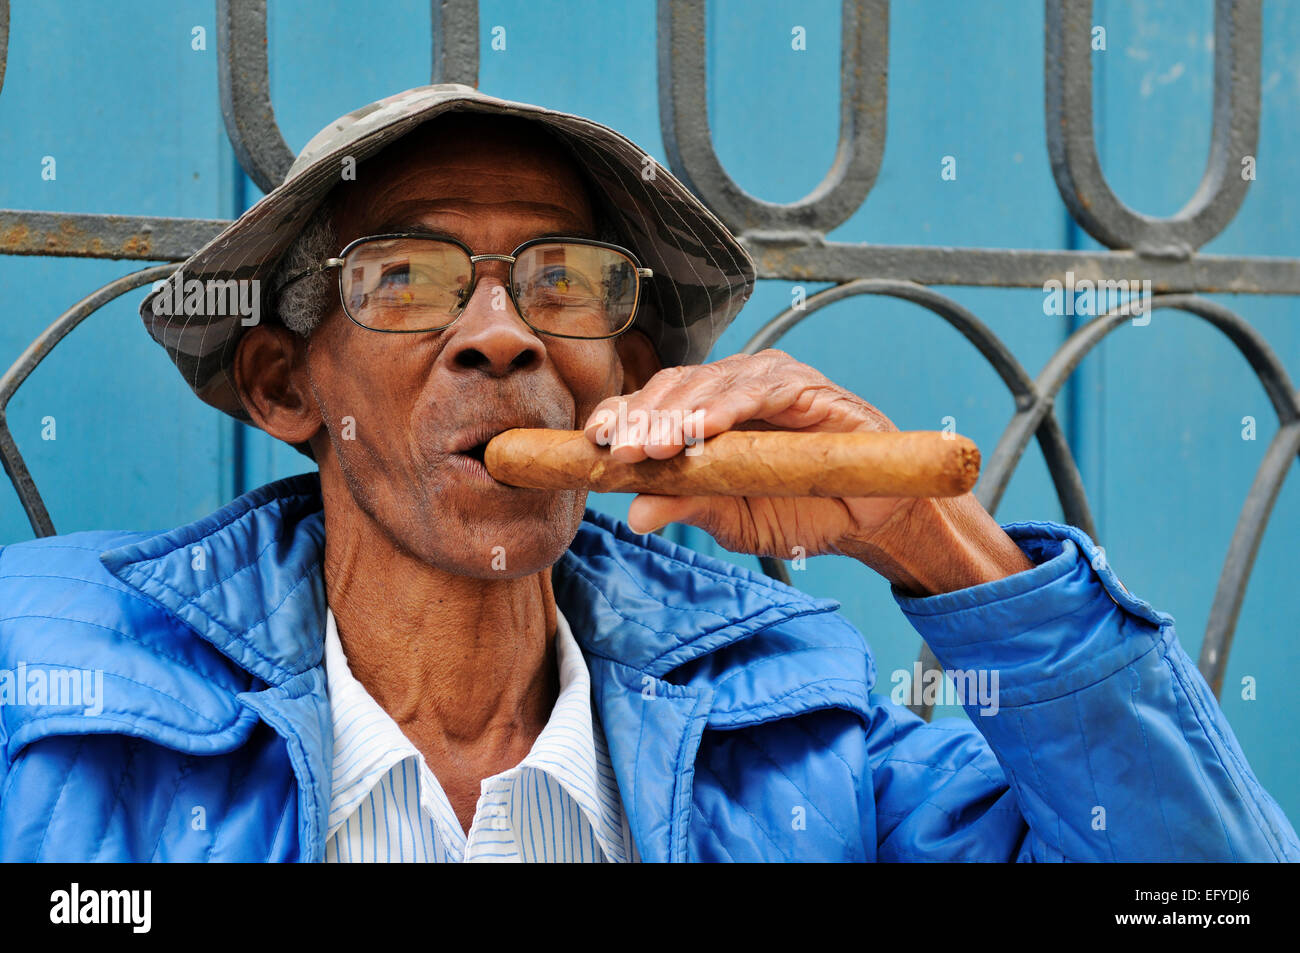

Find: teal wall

[2,0,1296,824]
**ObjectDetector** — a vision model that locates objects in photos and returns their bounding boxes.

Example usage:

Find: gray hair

[269,203,337,338]
[268,196,630,338]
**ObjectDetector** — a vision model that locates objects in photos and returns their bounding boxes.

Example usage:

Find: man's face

[302,117,637,579]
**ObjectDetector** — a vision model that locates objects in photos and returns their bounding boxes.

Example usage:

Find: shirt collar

[322,607,421,840]
[322,603,628,861]
[516,603,619,856]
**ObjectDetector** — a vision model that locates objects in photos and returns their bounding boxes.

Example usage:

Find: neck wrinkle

[320,495,560,752]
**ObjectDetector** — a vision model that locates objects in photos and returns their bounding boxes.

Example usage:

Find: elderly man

[0,85,1295,862]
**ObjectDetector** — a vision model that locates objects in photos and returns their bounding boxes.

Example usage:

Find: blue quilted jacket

[0,471,1295,861]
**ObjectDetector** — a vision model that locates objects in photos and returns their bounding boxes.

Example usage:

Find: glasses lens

[513,243,639,338]
[342,238,470,330]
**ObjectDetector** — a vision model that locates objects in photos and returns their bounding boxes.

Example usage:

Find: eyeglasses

[273,233,654,339]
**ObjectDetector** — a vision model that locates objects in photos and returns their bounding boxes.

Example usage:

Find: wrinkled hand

[584,351,918,561]
[582,350,1035,596]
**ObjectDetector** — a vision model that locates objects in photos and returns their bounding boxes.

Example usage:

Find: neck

[321,499,560,757]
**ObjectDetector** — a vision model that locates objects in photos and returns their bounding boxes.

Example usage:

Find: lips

[447,419,552,474]
[449,426,507,462]
[462,440,488,464]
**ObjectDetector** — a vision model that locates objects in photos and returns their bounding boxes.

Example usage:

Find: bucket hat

[139,83,757,423]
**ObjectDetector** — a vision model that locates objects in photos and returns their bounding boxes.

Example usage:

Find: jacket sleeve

[866,520,1299,862]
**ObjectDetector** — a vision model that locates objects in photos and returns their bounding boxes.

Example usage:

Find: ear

[614,327,661,394]
[231,324,322,447]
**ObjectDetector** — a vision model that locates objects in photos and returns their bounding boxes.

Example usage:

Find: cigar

[484,429,979,498]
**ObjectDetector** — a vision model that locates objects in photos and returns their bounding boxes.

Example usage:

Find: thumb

[626,494,710,535]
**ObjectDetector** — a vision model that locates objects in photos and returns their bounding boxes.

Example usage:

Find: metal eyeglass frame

[272,232,655,339]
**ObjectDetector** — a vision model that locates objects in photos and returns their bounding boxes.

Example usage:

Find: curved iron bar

[657,0,888,235]
[433,0,480,86]
[741,279,1096,532]
[218,0,295,194]
[1045,0,1261,256]
[218,0,482,195]
[1028,293,1299,698]
[739,279,1096,720]
[1031,297,1298,436]
[0,265,177,537]
[1203,419,1300,696]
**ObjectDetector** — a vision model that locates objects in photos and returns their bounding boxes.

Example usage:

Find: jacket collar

[100,473,329,687]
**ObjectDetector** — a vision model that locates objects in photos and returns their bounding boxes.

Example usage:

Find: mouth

[450,437,494,482]
[448,422,542,484]
[451,428,501,463]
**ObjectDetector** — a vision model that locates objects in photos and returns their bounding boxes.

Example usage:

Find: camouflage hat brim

[138,83,756,422]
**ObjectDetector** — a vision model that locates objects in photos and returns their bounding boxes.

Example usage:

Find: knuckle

[755,347,817,379]
[756,347,796,368]
[644,364,688,391]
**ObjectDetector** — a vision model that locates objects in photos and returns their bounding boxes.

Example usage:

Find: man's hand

[582,350,1034,596]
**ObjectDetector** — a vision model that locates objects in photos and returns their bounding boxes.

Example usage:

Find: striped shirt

[322,604,638,862]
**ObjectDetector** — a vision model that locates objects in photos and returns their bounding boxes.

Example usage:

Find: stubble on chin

[383,480,589,580]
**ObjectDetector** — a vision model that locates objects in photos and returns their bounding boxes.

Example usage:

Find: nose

[444,258,544,376]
